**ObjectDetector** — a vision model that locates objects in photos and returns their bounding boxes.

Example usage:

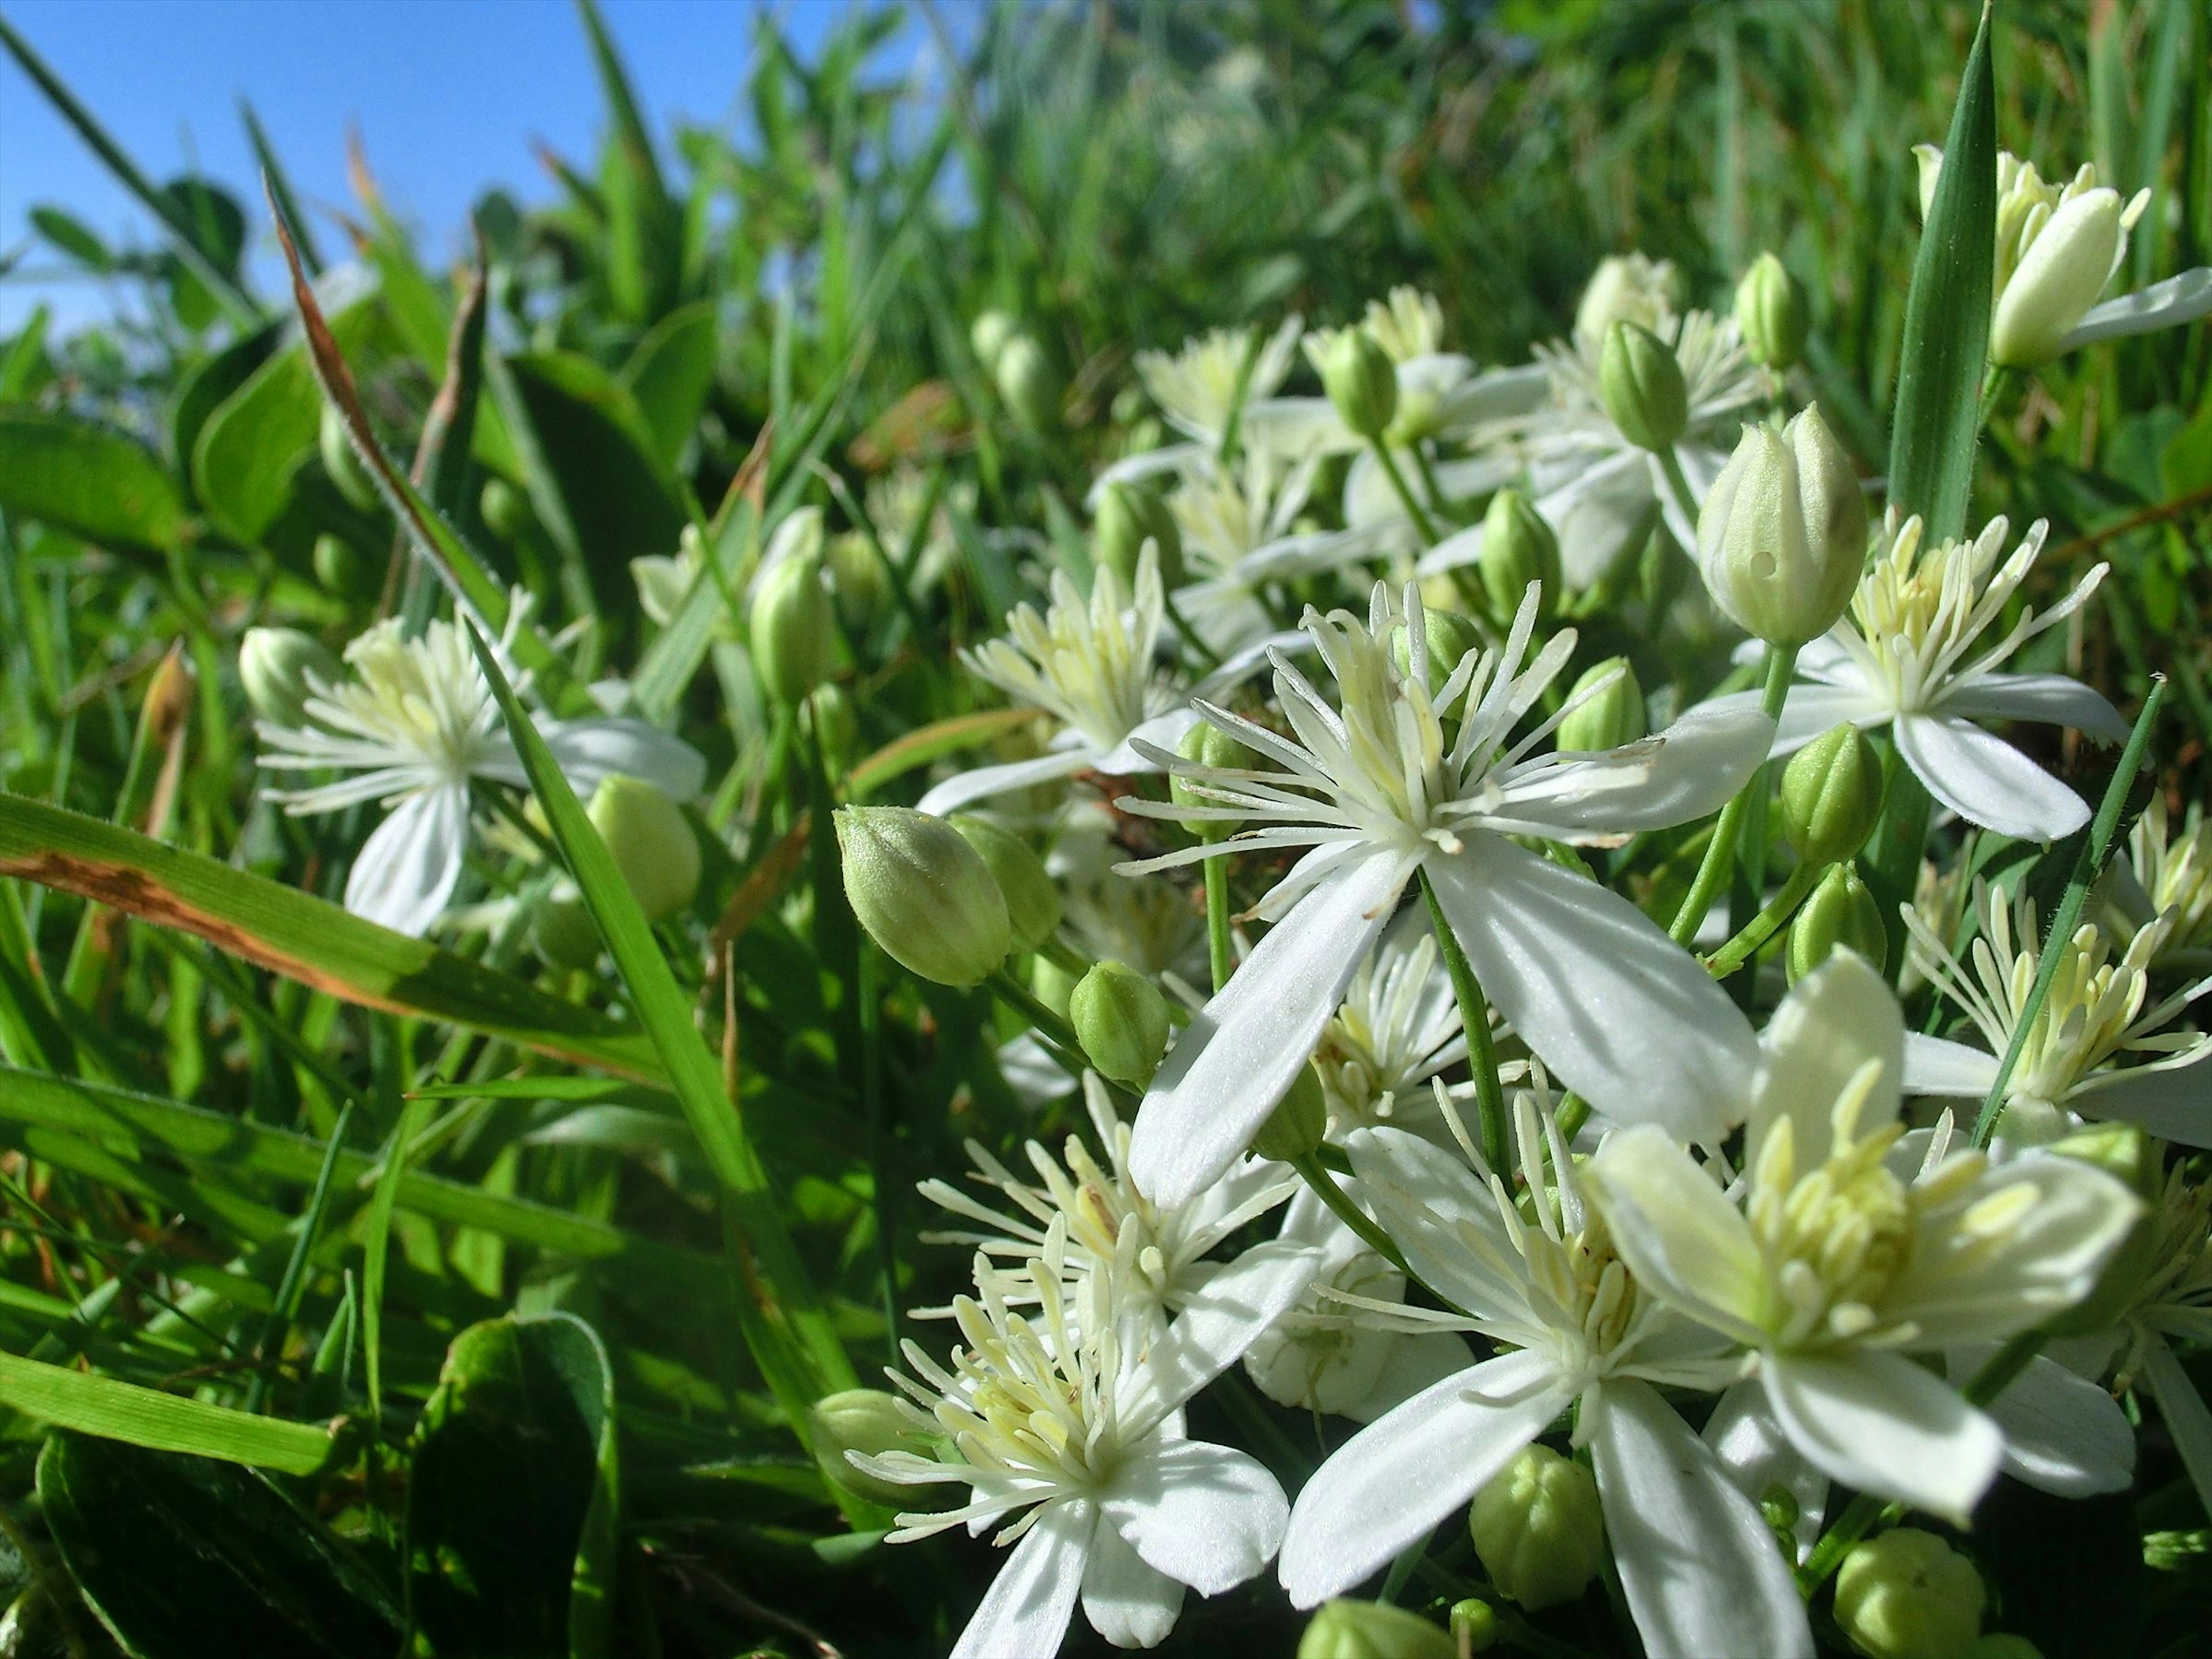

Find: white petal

[1751,950,1902,1167]
[951,1497,1093,1659]
[1894,713,2089,842]
[2058,267,2212,351]
[1098,1438,1287,1598]
[1138,1242,1325,1421]
[1278,1349,1567,1608]
[1706,682,1887,757]
[1945,1347,2134,1497]
[1089,443,1209,502]
[1130,853,1414,1209]
[344,786,469,938]
[1585,1126,1770,1347]
[2070,1044,2212,1146]
[1499,703,1773,837]
[1080,1513,1185,1649]
[1344,1332,1479,1425]
[1191,630,1313,704]
[1760,1351,2001,1522]
[1701,1381,1827,1563]
[1544,448,1654,586]
[1902,1033,2001,1099]
[539,718,709,801]
[1346,1127,1522,1319]
[1096,711,1197,774]
[1588,1380,1813,1659]
[1942,673,2129,742]
[1427,838,1756,1142]
[2142,1339,2212,1522]
[915,749,1096,816]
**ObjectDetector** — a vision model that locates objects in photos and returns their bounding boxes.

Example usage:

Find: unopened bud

[969,309,1018,375]
[1556,658,1646,752]
[1990,183,2138,368]
[1477,488,1561,625]
[1599,320,1688,452]
[532,892,601,970]
[1251,1063,1327,1163]
[1759,1483,1801,1535]
[950,815,1061,953]
[1449,1600,1499,1654]
[1786,863,1887,983]
[1833,1529,1986,1659]
[586,775,700,923]
[825,531,889,634]
[240,627,340,728]
[810,681,859,774]
[1095,480,1185,588]
[1696,405,1866,646]
[1297,1599,1455,1659]
[1635,520,1688,613]
[1575,253,1683,348]
[1391,607,1482,684]
[313,532,375,603]
[808,1388,922,1509]
[835,806,1012,987]
[1173,721,1253,839]
[1734,253,1809,372]
[995,334,1061,433]
[751,554,836,707]
[1320,329,1399,441]
[480,477,535,541]
[1069,960,1171,1085]
[1780,723,1884,865]
[318,402,378,512]
[1468,1444,1604,1611]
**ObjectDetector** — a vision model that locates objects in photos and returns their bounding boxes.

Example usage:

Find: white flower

[1135,315,1304,445]
[1115,581,1771,1207]
[2104,793,2212,971]
[1903,878,2212,1145]
[1279,1098,1811,1659]
[255,615,704,937]
[857,1227,1311,1657]
[2086,1168,2212,1518]
[1710,513,2126,840]
[1587,951,2143,1521]
[1573,252,1685,351]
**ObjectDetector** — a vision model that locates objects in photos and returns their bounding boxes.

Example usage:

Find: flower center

[1748,1116,1915,1346]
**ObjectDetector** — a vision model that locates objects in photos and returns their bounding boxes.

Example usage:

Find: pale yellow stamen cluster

[962,548,1169,751]
[2124,796,2212,960]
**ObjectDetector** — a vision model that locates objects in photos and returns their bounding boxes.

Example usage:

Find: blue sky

[1,0,934,329]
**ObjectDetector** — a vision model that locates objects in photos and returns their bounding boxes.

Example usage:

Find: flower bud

[1297,1599,1455,1659]
[1780,723,1884,865]
[1635,520,1689,613]
[532,891,601,970]
[1468,1444,1604,1611]
[1556,658,1646,752]
[810,681,859,775]
[1963,1639,2042,1659]
[969,309,1018,374]
[835,806,1012,987]
[1449,1600,1499,1654]
[751,554,836,707]
[1391,607,1482,685]
[1696,405,1866,646]
[1599,320,1688,452]
[995,334,1061,433]
[1574,253,1683,348]
[825,531,889,634]
[950,815,1060,953]
[1320,329,1399,441]
[318,402,378,512]
[480,476,535,542]
[1173,721,1253,839]
[1991,188,2128,368]
[239,627,340,728]
[1734,253,1809,372]
[1095,480,1185,588]
[1478,489,1562,626]
[1787,863,1887,983]
[1251,1062,1327,1163]
[808,1388,921,1509]
[586,775,700,923]
[313,532,375,603]
[1068,960,1172,1085]
[1833,1529,1986,1659]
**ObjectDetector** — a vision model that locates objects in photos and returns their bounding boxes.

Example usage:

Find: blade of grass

[0,1350,332,1474]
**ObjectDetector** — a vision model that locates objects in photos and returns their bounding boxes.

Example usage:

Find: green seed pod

[835,806,1012,987]
[1556,657,1647,753]
[1599,320,1688,452]
[479,476,535,541]
[1250,1063,1327,1163]
[1449,1600,1499,1656]
[1069,960,1172,1086]
[1320,328,1399,441]
[1786,862,1888,983]
[808,1388,923,1509]
[238,627,340,728]
[312,532,375,603]
[1173,721,1253,839]
[1296,1599,1456,1659]
[1478,488,1562,626]
[586,774,700,923]
[969,308,1018,375]
[1696,405,1867,647]
[317,402,379,511]
[1735,252,1809,372]
[750,554,836,707]
[1468,1444,1604,1611]
[995,334,1062,433]
[1834,1529,1986,1659]
[1779,722,1885,865]
[532,892,602,971]
[950,815,1061,953]
[1094,480,1185,588]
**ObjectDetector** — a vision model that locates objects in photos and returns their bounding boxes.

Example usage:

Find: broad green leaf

[28,203,110,268]
[1887,5,1995,546]
[0,1353,333,1472]
[0,410,188,554]
[40,1435,402,1658]
[623,298,719,466]
[0,794,662,1079]
[169,320,278,486]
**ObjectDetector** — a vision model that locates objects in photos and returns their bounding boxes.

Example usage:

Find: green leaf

[575,0,681,324]
[40,1434,402,1658]
[0,1352,333,1472]
[622,298,719,467]
[407,1314,619,1658]
[0,410,188,554]
[28,204,111,269]
[169,320,279,487]
[1886,3,1995,546]
[0,794,662,1080]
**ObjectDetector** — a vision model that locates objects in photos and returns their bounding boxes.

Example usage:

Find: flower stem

[1703,859,1825,980]
[1288,1150,1414,1281]
[1419,866,1510,1173]
[1371,439,1441,546]
[1203,858,1234,994]
[1164,590,1222,669]
[1670,643,1800,946]
[1868,736,1931,976]
[1654,441,1703,531]
[1410,444,1451,518]
[986,965,1140,1110]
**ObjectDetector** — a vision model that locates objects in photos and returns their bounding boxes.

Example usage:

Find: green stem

[1978,365,2020,427]
[1372,440,1441,546]
[1164,590,1222,669]
[1670,643,1800,945]
[1654,442,1703,531]
[1704,861,1825,980]
[1410,444,1450,518]
[1289,1152,1413,1279]
[986,966,1140,1110]
[1869,736,1931,977]
[1203,857,1234,994]
[1419,867,1510,1173]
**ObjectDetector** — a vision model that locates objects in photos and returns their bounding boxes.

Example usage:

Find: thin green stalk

[1671,644,1800,945]
[1705,861,1826,980]
[1164,591,1222,669]
[857,942,899,1372]
[244,1101,355,1415]
[1654,443,1703,532]
[1419,868,1509,1173]
[1869,737,1933,975]
[1972,680,2163,1146]
[984,967,1139,1110]
[1287,1152,1411,1278]
[1203,858,1234,994]
[1410,444,1451,518]
[1371,440,1441,545]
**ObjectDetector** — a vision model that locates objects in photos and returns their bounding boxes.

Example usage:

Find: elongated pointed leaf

[0,1354,334,1472]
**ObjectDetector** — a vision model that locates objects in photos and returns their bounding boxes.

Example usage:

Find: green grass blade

[0,1350,333,1473]
[238,97,321,276]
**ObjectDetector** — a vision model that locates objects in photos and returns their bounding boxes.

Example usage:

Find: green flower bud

[532,892,601,970]
[835,806,1012,987]
[318,402,378,511]
[1479,488,1563,624]
[1173,721,1253,839]
[1391,607,1482,684]
[810,681,859,775]
[1468,1444,1604,1611]
[1759,1483,1801,1536]
[950,815,1061,953]
[312,532,375,603]
[808,1388,922,1509]
[1780,722,1885,865]
[1320,328,1399,441]
[1556,658,1647,752]
[1449,1600,1499,1654]
[1599,320,1688,452]
[238,627,340,728]
[1833,1529,1986,1659]
[1297,1599,1455,1659]
[1031,955,1079,1018]
[750,554,836,707]
[586,775,700,923]
[479,476,535,542]
[995,334,1062,433]
[1734,253,1809,372]
[1787,863,1888,983]
[1635,520,1689,613]
[1962,1638,2042,1659]
[1094,480,1185,588]
[1251,1062,1327,1163]
[969,308,1018,374]
[1696,405,1868,647]
[825,531,890,634]
[1068,960,1171,1085]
